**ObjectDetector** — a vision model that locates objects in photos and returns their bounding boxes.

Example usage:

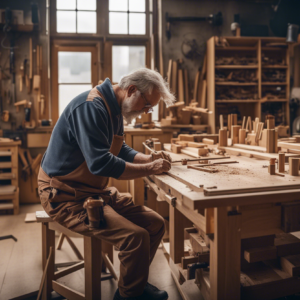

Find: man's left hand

[151,151,172,163]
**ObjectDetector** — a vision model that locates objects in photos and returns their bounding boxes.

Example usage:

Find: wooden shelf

[216,82,257,86]
[0,151,11,157]
[262,82,287,86]
[216,100,259,103]
[215,46,257,51]
[0,24,34,32]
[0,203,14,210]
[262,65,288,69]
[0,173,16,180]
[262,47,287,51]
[263,99,288,102]
[0,162,12,169]
[215,65,258,69]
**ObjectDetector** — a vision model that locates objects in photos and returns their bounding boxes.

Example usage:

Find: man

[38,68,175,300]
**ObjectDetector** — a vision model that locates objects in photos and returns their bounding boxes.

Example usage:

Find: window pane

[77,11,96,33]
[57,0,76,10]
[109,0,128,11]
[58,52,91,83]
[109,12,128,34]
[129,13,145,35]
[57,11,76,33]
[77,0,96,10]
[129,0,145,12]
[149,0,153,12]
[59,84,92,116]
[112,46,145,82]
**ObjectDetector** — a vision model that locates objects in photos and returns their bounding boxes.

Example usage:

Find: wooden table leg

[41,223,55,300]
[84,236,102,300]
[209,207,241,300]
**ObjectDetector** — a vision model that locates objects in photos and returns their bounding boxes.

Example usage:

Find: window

[56,0,97,34]
[112,45,146,82]
[109,0,146,35]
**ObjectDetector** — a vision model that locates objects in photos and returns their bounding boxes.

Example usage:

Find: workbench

[143,145,300,300]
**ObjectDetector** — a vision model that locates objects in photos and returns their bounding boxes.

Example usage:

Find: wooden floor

[0,204,183,300]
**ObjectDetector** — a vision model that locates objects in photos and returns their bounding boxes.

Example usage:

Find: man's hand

[151,151,172,163]
[150,158,171,174]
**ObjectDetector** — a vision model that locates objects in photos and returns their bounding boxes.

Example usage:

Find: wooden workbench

[144,146,300,300]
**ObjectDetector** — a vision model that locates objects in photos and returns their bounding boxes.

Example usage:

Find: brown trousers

[40,187,165,298]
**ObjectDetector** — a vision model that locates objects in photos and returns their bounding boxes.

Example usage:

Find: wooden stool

[36,211,117,300]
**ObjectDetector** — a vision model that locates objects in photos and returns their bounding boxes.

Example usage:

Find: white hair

[119,68,175,107]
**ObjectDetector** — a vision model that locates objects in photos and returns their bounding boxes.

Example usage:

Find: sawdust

[203,165,255,176]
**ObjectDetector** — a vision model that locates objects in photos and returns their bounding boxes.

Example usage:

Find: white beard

[122,91,144,124]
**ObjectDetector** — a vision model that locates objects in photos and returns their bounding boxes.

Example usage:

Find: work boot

[113,283,168,300]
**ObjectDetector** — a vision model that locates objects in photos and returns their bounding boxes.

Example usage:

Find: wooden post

[268,158,276,175]
[84,236,102,300]
[275,129,278,153]
[266,129,275,153]
[232,114,237,126]
[41,223,55,300]
[239,129,246,144]
[210,207,241,300]
[289,157,299,176]
[219,129,228,147]
[220,114,224,129]
[228,115,232,138]
[231,125,241,145]
[278,153,285,173]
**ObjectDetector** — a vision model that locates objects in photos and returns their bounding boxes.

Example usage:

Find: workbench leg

[41,223,55,300]
[209,207,241,300]
[130,178,145,206]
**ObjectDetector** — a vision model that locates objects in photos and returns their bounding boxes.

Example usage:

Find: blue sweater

[41,78,138,179]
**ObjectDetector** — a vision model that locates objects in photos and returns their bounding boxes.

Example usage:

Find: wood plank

[241,235,275,250]
[281,254,300,277]
[181,254,210,269]
[244,246,277,263]
[282,202,300,232]
[275,233,300,257]
[189,233,209,254]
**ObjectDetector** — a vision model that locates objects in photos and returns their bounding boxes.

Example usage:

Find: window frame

[51,42,99,123]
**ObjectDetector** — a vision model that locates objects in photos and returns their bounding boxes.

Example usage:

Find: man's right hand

[150,158,171,174]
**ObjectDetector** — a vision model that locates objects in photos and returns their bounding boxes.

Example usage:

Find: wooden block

[275,233,300,257]
[239,129,246,144]
[181,254,210,269]
[281,255,300,277]
[181,109,192,125]
[282,202,300,232]
[160,118,172,126]
[219,129,228,147]
[266,129,275,153]
[171,138,179,144]
[153,142,162,151]
[232,114,238,126]
[175,141,188,147]
[267,119,275,130]
[198,148,209,156]
[289,157,299,176]
[187,142,205,148]
[189,233,209,254]
[241,235,275,250]
[244,246,277,263]
[278,153,285,173]
[193,134,219,144]
[192,115,201,125]
[202,138,214,145]
[275,129,278,153]
[231,125,241,145]
[178,134,195,142]
[171,144,182,153]
[268,164,276,175]
[228,115,232,138]
[138,113,152,123]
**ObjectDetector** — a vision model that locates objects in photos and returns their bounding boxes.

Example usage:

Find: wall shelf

[216,82,258,86]
[215,65,258,69]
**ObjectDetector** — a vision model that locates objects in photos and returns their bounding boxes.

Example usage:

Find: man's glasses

[141,93,154,113]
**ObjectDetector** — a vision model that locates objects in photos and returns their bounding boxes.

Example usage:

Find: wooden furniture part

[143,144,300,300]
[289,157,299,176]
[36,211,117,300]
[278,152,285,173]
[207,37,290,135]
[0,140,21,214]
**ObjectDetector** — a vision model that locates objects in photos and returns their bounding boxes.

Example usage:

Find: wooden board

[166,156,300,197]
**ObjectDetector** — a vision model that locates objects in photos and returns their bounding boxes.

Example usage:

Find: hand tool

[192,161,239,167]
[187,165,218,173]
[172,156,231,164]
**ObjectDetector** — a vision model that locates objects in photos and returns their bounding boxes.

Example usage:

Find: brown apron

[38,88,133,234]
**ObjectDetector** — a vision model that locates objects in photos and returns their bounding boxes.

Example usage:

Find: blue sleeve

[68,101,126,179]
[118,142,138,162]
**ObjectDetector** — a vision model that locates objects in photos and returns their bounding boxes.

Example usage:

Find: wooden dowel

[220,114,224,129]
[239,129,246,144]
[242,116,246,130]
[278,153,285,173]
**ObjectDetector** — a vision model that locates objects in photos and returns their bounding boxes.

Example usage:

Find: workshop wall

[162,0,274,93]
[0,0,49,132]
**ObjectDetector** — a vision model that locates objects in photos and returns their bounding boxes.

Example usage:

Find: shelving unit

[207,36,290,134]
[0,141,21,215]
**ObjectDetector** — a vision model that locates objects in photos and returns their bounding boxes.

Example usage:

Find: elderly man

[38,68,175,300]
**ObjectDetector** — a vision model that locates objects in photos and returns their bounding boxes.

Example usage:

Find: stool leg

[101,241,113,272]
[41,223,55,300]
[84,236,102,300]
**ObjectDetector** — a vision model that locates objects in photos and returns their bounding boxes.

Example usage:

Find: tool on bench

[172,156,231,165]
[192,160,239,167]
[187,165,218,173]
